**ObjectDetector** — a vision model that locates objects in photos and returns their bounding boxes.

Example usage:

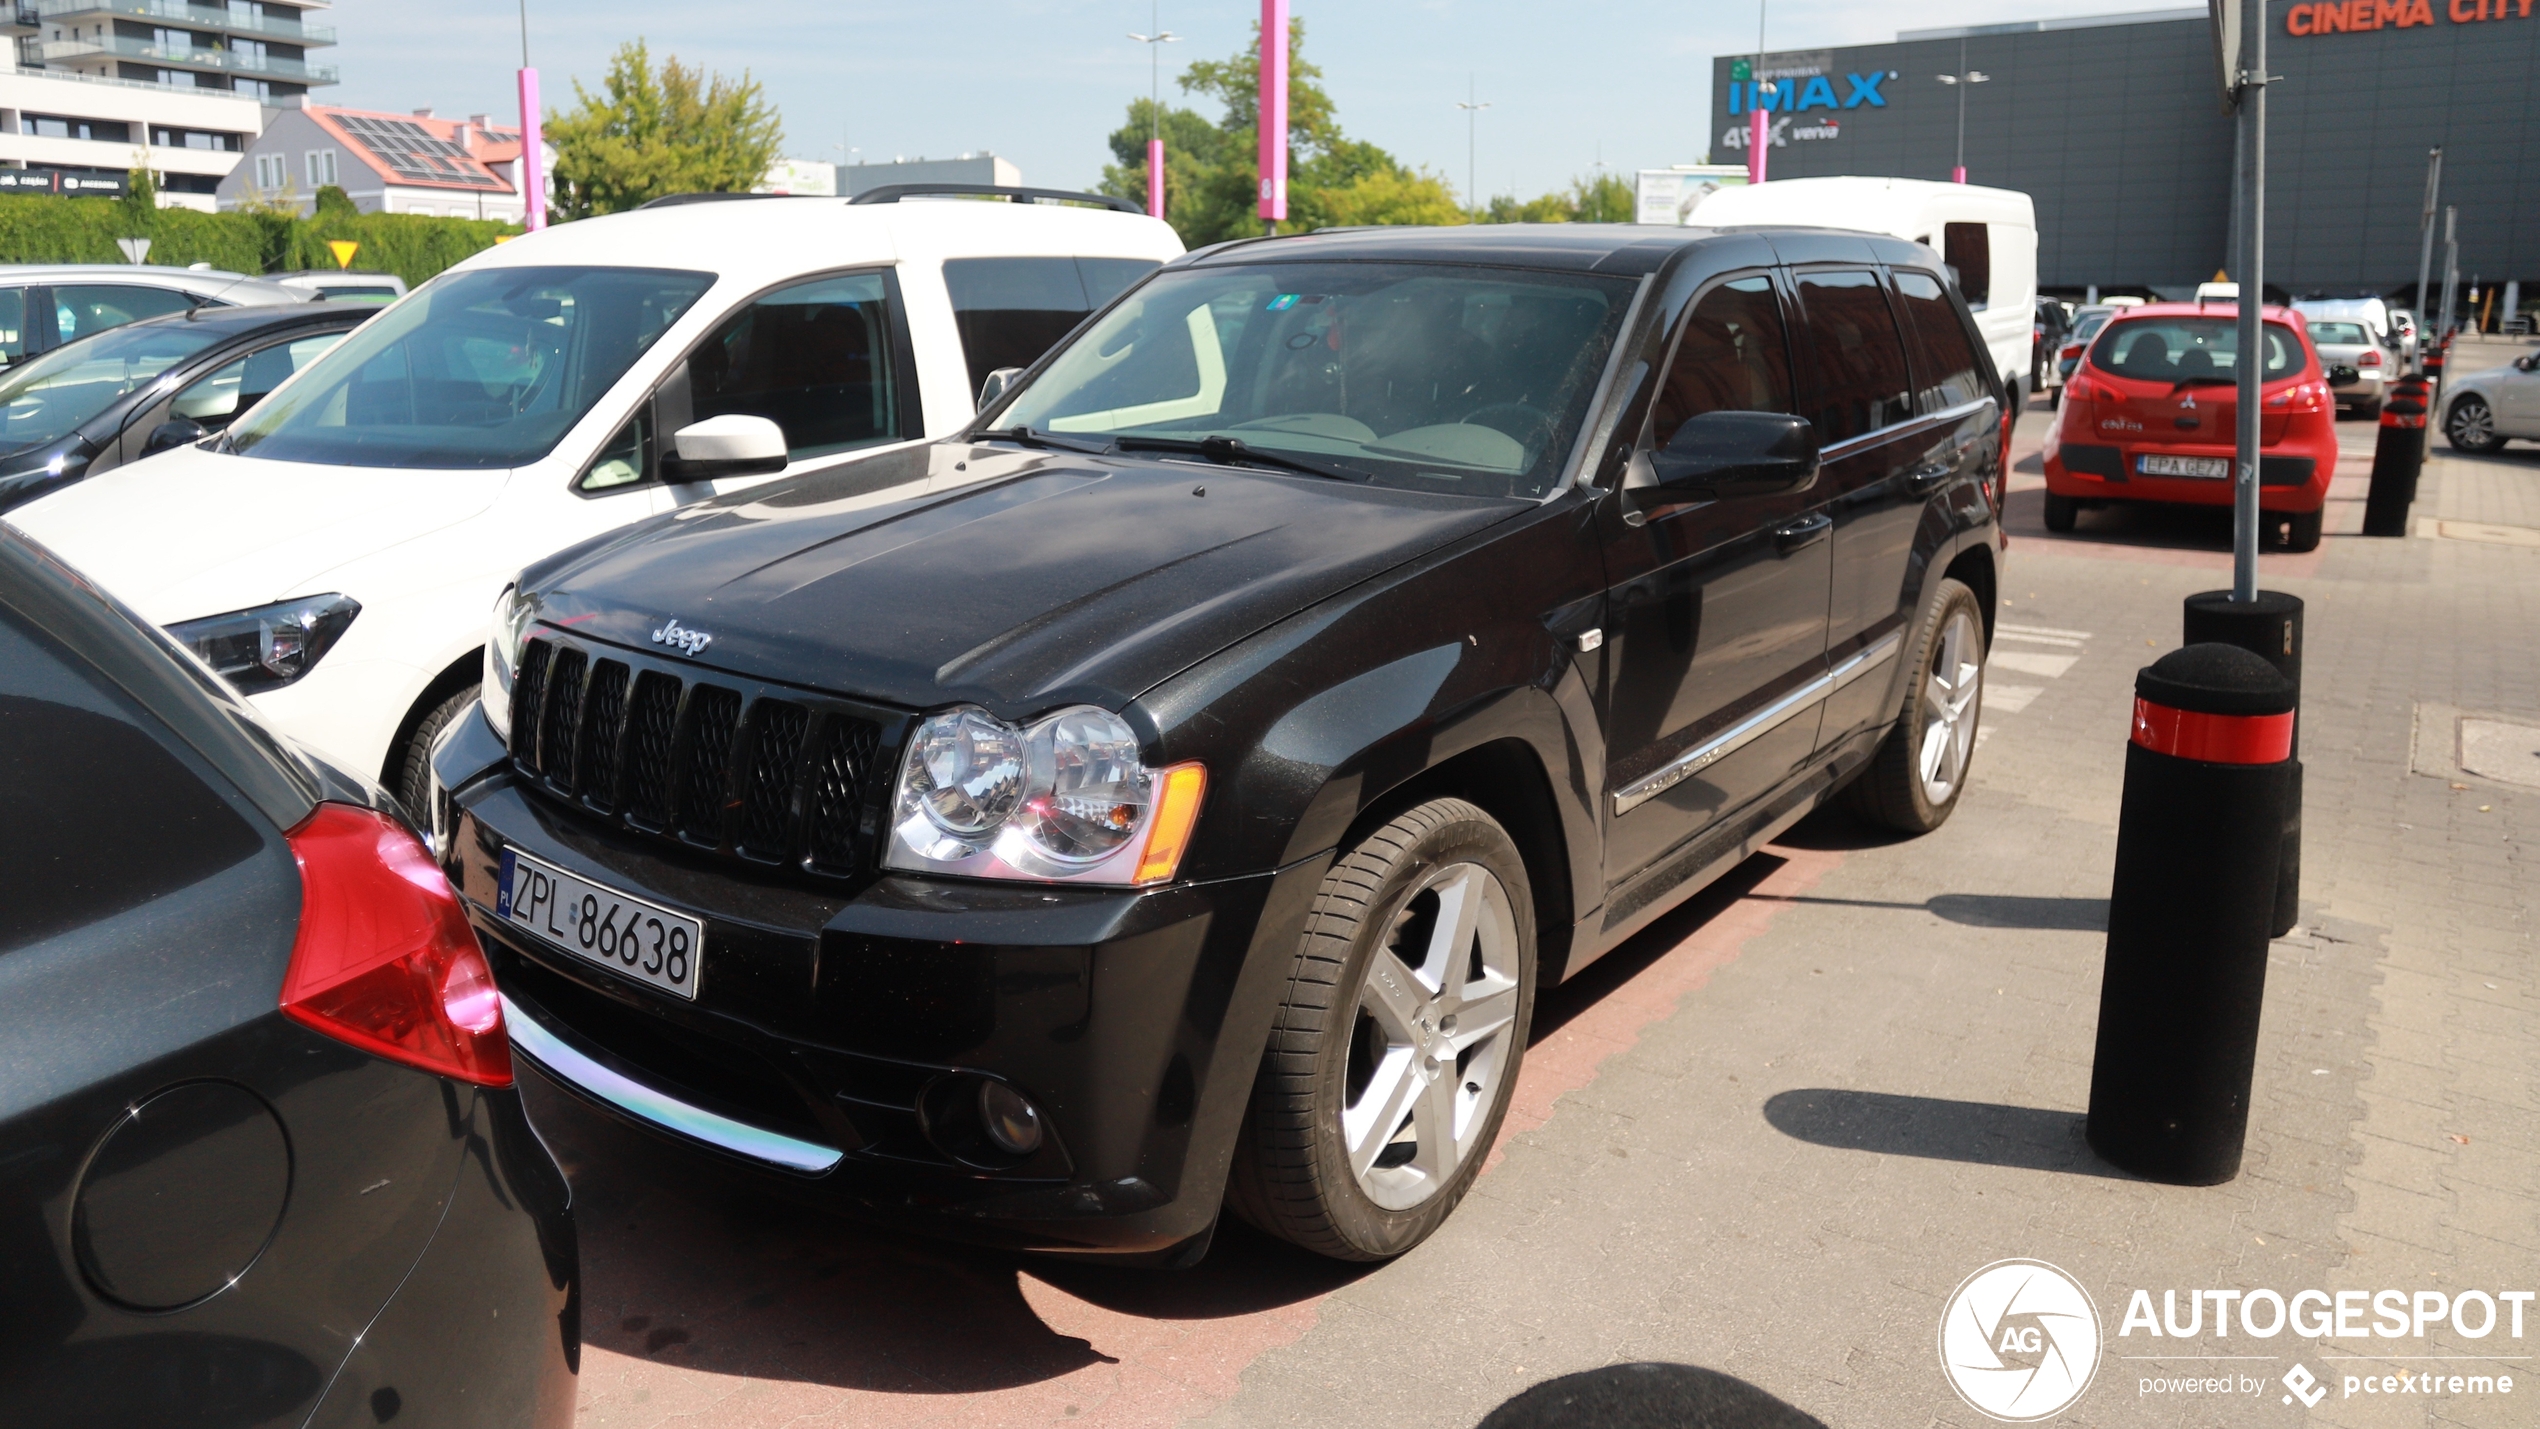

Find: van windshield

[992,262,1637,500]
[2088,317,2302,384]
[224,266,713,469]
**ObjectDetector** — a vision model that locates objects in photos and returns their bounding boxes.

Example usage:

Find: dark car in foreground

[0,303,367,512]
[0,528,575,1426]
[435,223,2008,1264]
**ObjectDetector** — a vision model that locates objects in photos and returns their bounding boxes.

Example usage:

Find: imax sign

[1724,71,1893,114]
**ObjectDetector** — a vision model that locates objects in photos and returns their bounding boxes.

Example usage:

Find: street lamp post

[1128,5,1178,221]
[1457,76,1490,221]
[1933,42,1989,184]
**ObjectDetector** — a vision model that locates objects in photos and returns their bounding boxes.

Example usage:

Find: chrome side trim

[1613,672,1833,816]
[500,994,843,1174]
[1829,630,1904,692]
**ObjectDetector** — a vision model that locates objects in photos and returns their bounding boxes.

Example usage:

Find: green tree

[1099,20,1461,246]
[546,40,784,219]
[1478,173,1636,226]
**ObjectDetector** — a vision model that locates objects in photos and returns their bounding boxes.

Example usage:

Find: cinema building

[1712,4,2537,322]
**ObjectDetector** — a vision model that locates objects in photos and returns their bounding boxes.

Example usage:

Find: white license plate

[498,849,702,1000]
[2139,454,2231,479]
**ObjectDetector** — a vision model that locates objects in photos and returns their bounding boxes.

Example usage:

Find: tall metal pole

[1457,77,1490,221]
[2412,147,2442,369]
[2438,205,2459,341]
[1749,0,1770,184]
[1130,8,1178,221]
[2230,0,2264,601]
[1956,42,1968,178]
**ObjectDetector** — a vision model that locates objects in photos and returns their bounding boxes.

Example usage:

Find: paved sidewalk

[525,400,2536,1429]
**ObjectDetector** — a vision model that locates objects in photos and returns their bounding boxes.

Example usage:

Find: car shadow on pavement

[1762,1089,2135,1180]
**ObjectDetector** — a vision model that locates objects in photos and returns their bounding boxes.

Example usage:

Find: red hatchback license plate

[2139,454,2231,479]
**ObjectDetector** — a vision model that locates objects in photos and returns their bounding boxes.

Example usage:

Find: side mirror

[2515,354,2539,373]
[976,366,1026,411]
[144,417,208,455]
[1633,410,1821,503]
[662,414,788,480]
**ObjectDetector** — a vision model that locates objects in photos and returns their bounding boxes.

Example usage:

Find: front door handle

[1906,462,1953,494]
[1773,512,1832,556]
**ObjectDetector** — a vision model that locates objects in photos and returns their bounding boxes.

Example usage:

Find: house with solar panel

[215,102,545,222]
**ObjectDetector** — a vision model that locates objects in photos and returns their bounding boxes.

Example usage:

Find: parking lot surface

[524,362,2537,1428]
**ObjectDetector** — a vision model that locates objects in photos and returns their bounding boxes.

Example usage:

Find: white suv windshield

[225,266,713,469]
[994,262,1637,499]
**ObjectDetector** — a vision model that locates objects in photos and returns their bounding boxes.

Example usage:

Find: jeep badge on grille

[652,618,713,656]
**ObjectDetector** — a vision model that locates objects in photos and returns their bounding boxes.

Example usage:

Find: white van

[1689,177,2039,404]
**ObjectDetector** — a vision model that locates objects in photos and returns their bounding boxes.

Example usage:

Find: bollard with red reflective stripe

[2182,589,2305,940]
[2086,643,2296,1185]
[2363,385,2427,537]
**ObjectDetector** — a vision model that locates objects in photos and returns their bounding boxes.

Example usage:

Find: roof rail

[846,183,1143,215]
[636,192,796,210]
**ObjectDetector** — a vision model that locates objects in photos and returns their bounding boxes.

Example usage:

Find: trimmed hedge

[0,193,520,287]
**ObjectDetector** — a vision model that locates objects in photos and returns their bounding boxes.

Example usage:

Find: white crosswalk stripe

[1976,623,2094,748]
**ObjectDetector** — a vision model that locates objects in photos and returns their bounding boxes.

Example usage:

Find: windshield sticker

[1266,294,1327,311]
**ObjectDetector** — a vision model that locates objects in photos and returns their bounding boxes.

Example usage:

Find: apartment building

[0,0,335,209]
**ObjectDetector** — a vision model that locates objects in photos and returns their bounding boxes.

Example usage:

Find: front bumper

[434,706,1314,1257]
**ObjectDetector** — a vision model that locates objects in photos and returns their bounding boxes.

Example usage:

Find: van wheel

[2043,492,2079,532]
[391,687,477,826]
[1226,799,1535,1262]
[1844,579,1985,835]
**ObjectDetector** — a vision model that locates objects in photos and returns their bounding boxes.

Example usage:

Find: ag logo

[1939,1259,2102,1421]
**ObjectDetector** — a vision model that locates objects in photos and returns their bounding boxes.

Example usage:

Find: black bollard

[2182,591,2304,939]
[2363,394,2427,536]
[2087,644,2296,1185]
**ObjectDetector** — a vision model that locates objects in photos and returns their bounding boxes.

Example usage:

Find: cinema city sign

[2286,0,2530,33]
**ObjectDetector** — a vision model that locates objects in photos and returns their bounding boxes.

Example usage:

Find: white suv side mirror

[666,414,788,480]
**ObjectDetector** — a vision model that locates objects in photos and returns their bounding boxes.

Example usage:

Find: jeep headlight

[481,584,536,741]
[886,704,1205,886]
[167,593,360,695]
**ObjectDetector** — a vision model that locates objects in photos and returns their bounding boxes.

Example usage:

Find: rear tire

[2043,492,2079,532]
[1226,799,1536,1262]
[392,687,476,827]
[2280,507,2324,553]
[1843,578,1985,836]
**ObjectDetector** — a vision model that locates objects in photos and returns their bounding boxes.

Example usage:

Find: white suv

[6,189,1181,809]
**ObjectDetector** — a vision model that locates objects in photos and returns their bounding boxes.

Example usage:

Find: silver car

[0,264,308,367]
[2304,318,2389,417]
[2440,348,2540,453]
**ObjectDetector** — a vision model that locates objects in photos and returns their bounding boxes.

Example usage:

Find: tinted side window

[1648,274,1795,450]
[690,271,901,460]
[1943,223,1991,308]
[55,284,194,346]
[943,257,1161,401]
[1893,271,1990,413]
[0,287,24,364]
[171,332,347,429]
[1794,271,1914,444]
[0,614,265,952]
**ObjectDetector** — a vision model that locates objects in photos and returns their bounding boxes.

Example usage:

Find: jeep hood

[527,442,1519,716]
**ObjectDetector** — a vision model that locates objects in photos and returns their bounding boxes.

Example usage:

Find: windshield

[2308,321,2371,346]
[994,262,1638,499]
[225,265,713,469]
[0,320,224,454]
[2089,317,2302,384]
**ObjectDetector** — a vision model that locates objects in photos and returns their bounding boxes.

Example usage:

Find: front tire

[1843,578,1986,835]
[391,687,476,826]
[1227,799,1536,1261]
[2043,491,2079,532]
[2446,395,2506,453]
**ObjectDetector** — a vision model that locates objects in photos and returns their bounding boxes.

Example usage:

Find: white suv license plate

[2140,454,2231,479]
[498,849,703,1000]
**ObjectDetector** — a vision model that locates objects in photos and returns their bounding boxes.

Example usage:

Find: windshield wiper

[974,425,1114,455]
[1112,434,1369,483]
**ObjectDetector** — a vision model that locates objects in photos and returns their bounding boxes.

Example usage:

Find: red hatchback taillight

[280,803,512,1087]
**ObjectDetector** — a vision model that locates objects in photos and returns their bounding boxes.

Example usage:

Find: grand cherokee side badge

[652,618,713,656]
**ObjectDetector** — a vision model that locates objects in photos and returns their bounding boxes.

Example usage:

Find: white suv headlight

[886,704,1205,886]
[481,584,537,741]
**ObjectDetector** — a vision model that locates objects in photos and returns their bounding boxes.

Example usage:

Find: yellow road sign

[327,240,359,270]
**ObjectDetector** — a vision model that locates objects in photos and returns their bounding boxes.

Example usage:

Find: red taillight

[2359,350,2381,368]
[2060,342,2084,362]
[280,803,512,1087]
[1995,399,2014,509]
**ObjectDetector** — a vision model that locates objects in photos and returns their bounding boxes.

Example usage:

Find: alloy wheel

[1341,861,1522,1211]
[1916,609,1984,806]
[2448,399,2493,447]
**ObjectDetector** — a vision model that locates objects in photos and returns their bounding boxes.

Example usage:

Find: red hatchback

[2041,303,2337,551]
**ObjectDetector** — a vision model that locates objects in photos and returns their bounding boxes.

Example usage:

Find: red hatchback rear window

[2089,317,2302,383]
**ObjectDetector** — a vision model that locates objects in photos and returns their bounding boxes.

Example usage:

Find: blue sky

[330,1,2166,201]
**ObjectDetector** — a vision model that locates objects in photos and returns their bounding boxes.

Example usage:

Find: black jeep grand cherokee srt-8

[434,224,2007,1264]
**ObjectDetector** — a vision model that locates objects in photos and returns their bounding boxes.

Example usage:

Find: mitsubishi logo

[2178,392,2198,410]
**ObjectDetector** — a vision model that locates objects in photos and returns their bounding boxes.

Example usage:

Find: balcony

[2,5,42,36]
[33,0,333,45]
[39,34,337,83]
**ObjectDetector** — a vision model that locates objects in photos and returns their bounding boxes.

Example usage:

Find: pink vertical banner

[1257,0,1287,223]
[1748,88,1768,184]
[517,68,545,231]
[1147,137,1165,219]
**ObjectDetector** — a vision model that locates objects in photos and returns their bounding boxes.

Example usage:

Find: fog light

[978,1080,1043,1156]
